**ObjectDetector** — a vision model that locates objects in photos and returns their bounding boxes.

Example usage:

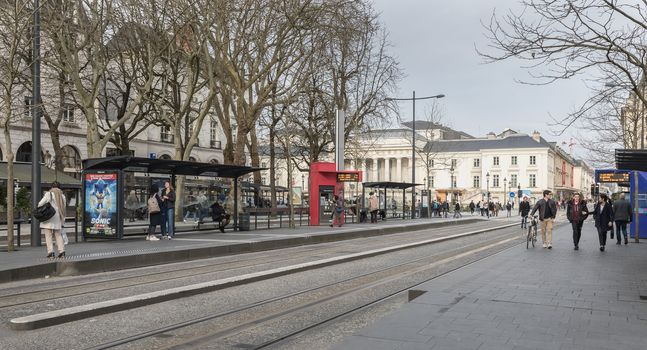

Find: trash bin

[238,212,250,231]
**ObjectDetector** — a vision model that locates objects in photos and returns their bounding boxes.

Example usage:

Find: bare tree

[480,1,647,159]
[0,0,31,251]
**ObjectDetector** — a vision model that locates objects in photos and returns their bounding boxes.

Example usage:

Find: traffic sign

[509,192,515,198]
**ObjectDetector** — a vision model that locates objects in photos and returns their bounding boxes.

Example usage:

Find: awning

[615,149,647,172]
[0,161,81,189]
[362,181,422,190]
[83,156,265,178]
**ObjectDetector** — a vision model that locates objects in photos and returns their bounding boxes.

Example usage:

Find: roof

[82,156,265,178]
[401,121,474,139]
[0,162,81,188]
[363,181,422,189]
[615,149,647,172]
[425,134,552,153]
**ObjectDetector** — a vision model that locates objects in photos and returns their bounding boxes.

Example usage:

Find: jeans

[166,208,175,237]
[615,221,628,243]
[184,210,197,222]
[370,210,378,223]
[597,226,608,246]
[571,221,584,247]
[520,216,528,229]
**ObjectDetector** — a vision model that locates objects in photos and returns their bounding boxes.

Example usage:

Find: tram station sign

[336,173,359,182]
[597,171,630,183]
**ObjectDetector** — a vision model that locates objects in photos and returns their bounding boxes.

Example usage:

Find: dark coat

[566,199,589,223]
[594,201,614,230]
[519,201,531,216]
[612,199,632,222]
[530,198,558,220]
[148,194,164,226]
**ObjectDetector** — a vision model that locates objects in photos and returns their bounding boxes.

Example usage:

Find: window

[261,161,268,168]
[493,156,499,166]
[473,175,480,188]
[510,174,517,188]
[473,158,480,167]
[530,155,536,165]
[428,176,434,188]
[209,119,219,148]
[451,176,457,188]
[431,159,434,167]
[451,159,457,168]
[529,174,536,187]
[493,174,500,187]
[62,104,74,123]
[24,96,32,118]
[511,156,517,166]
[160,125,173,143]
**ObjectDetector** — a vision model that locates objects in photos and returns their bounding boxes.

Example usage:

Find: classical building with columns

[261,122,595,206]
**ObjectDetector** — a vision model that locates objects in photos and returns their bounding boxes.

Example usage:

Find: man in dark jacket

[530,190,558,249]
[567,193,589,250]
[594,193,614,251]
[612,193,632,245]
[519,196,531,229]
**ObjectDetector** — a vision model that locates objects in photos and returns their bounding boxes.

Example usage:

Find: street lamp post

[450,166,454,204]
[504,177,507,205]
[517,183,521,208]
[31,0,42,247]
[301,174,305,207]
[386,91,445,219]
[486,171,490,204]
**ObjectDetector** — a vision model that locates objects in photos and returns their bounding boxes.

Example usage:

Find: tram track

[0,220,510,311]
[83,226,524,350]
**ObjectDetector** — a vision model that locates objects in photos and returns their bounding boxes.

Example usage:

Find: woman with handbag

[593,193,614,252]
[37,181,67,259]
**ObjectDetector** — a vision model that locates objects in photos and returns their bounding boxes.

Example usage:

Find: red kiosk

[309,162,362,226]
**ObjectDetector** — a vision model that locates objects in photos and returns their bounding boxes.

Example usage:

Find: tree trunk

[248,127,261,183]
[47,124,64,171]
[269,125,277,210]
[4,126,14,251]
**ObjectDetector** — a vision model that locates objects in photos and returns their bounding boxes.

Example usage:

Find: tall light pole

[504,177,507,205]
[386,92,445,219]
[486,172,490,204]
[31,0,42,246]
[450,166,454,204]
[517,183,521,208]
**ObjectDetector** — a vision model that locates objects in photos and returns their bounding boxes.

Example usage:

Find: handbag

[34,193,56,222]
[61,227,69,245]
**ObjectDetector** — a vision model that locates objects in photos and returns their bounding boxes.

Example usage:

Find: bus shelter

[609,149,647,240]
[81,156,263,239]
[362,182,421,220]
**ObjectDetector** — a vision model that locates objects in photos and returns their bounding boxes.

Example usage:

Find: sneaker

[145,235,150,241]
[600,246,605,252]
[574,246,579,250]
[616,242,621,245]
[548,245,552,249]
[167,236,172,240]
[542,243,547,248]
[149,235,160,241]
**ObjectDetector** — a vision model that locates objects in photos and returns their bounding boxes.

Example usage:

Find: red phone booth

[309,162,362,226]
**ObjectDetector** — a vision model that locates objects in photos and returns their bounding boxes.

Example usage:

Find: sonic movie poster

[84,172,119,237]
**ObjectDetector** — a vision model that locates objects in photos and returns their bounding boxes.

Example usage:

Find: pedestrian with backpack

[147,185,163,241]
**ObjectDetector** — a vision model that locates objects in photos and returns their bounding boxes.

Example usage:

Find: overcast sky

[372,0,592,154]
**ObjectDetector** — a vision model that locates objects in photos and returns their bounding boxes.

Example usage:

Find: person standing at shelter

[593,193,614,251]
[162,181,176,239]
[39,181,67,259]
[530,190,558,249]
[330,195,345,227]
[612,193,632,245]
[146,185,162,241]
[567,193,589,250]
[368,192,379,223]
[519,196,531,229]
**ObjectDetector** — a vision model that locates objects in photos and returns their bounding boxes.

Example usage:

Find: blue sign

[509,192,515,198]
[149,153,157,159]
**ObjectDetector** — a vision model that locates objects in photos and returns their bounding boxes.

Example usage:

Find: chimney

[532,131,541,142]
[486,132,496,139]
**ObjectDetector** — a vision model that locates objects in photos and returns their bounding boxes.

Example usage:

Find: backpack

[148,195,160,214]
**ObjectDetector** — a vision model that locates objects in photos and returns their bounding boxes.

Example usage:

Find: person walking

[330,195,345,227]
[530,190,558,249]
[38,181,67,259]
[146,185,162,241]
[487,201,494,218]
[506,202,512,217]
[469,200,475,215]
[368,192,379,223]
[612,193,632,245]
[593,193,614,251]
[567,193,589,250]
[162,181,176,239]
[519,196,531,229]
[453,202,462,218]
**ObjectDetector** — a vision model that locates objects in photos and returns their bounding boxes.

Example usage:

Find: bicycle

[526,215,538,249]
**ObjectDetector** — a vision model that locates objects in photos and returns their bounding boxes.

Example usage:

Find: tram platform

[0,215,507,284]
[334,221,647,350]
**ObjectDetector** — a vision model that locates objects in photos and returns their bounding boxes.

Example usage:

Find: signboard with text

[596,171,630,183]
[336,173,359,182]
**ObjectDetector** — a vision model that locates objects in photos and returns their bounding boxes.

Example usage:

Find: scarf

[50,188,65,221]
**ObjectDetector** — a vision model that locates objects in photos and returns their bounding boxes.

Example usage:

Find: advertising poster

[84,172,119,237]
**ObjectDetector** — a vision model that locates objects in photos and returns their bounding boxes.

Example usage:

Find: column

[385,158,391,181]
[396,158,402,182]
[372,158,379,182]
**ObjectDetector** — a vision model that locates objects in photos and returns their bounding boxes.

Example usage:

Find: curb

[0,218,485,284]
[9,222,518,330]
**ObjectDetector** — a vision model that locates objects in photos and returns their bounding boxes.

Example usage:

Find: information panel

[336,173,359,182]
[83,172,120,238]
[597,171,630,183]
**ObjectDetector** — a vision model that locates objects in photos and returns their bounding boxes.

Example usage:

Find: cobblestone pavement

[334,220,647,350]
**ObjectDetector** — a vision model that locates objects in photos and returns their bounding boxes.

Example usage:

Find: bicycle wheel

[526,227,532,249]
[531,226,536,247]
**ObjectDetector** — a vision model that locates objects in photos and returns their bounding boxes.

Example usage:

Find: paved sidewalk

[335,221,647,350]
[0,215,511,283]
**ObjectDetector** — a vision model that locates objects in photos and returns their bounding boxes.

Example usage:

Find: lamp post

[504,177,507,205]
[301,174,305,207]
[486,172,490,204]
[31,0,42,247]
[449,166,454,204]
[386,92,445,219]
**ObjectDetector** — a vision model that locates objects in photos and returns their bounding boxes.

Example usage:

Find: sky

[371,0,593,156]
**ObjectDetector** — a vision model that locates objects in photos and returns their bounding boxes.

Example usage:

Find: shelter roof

[0,162,81,188]
[82,156,265,178]
[615,149,647,172]
[362,181,422,189]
